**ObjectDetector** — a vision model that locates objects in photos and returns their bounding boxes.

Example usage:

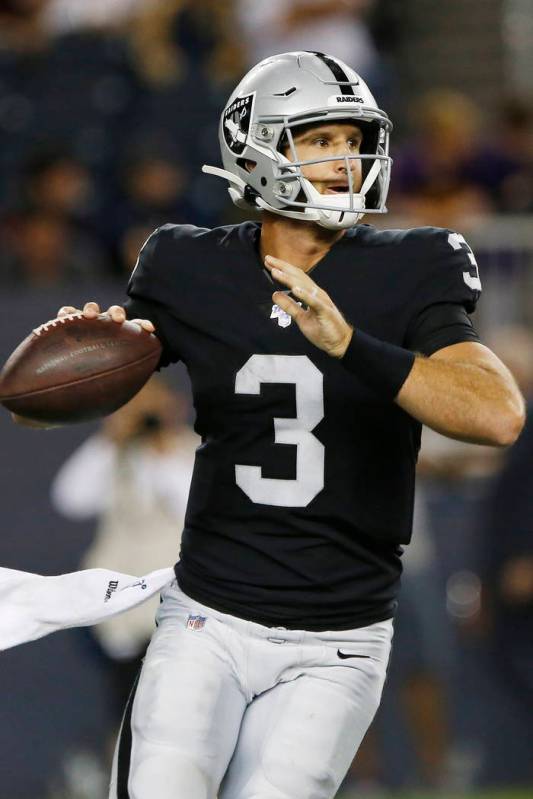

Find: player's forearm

[396,356,525,446]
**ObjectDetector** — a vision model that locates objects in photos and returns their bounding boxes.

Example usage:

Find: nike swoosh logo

[337,649,371,659]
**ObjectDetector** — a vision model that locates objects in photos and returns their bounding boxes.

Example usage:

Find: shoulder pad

[127,223,212,303]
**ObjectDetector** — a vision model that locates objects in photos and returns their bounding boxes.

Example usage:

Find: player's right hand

[57,302,155,333]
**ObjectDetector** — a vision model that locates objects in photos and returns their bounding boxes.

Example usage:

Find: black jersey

[125,221,481,630]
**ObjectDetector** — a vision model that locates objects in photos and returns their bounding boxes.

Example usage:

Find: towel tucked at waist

[0,566,174,651]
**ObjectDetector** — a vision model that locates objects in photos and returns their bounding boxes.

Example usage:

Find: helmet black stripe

[311,52,355,95]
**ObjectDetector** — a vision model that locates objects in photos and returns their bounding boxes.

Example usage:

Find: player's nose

[333,157,348,172]
[332,153,356,174]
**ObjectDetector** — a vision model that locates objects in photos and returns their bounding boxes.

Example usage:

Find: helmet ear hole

[237,158,257,173]
[364,174,381,210]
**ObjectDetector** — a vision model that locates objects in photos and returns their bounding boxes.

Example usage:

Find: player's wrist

[330,326,354,359]
[341,330,415,400]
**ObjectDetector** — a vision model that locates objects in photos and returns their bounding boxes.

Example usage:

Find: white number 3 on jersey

[235,355,325,507]
[447,232,482,291]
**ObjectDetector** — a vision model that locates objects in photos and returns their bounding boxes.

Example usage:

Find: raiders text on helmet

[203,51,393,230]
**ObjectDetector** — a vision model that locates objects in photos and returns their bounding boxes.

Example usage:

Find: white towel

[0,566,175,651]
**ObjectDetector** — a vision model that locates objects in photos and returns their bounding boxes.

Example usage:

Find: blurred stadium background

[0,1,532,797]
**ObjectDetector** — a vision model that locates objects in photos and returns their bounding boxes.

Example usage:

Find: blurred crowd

[1,0,532,288]
[1,2,533,796]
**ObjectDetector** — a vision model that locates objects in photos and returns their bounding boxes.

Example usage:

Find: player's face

[284,122,363,195]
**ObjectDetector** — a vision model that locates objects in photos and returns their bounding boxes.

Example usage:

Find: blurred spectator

[51,377,198,719]
[0,208,110,285]
[117,2,238,227]
[478,326,533,754]
[0,0,51,53]
[202,0,248,90]
[236,0,380,78]
[348,486,455,793]
[24,150,91,212]
[0,20,142,190]
[109,143,208,273]
[351,428,500,793]
[389,90,489,226]
[114,148,191,236]
[0,0,158,42]
[14,146,106,235]
[124,0,243,89]
[41,0,158,36]
[121,0,190,88]
[381,489,455,791]
[389,89,524,228]
[496,96,533,213]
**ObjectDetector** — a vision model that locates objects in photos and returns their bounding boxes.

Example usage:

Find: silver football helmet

[203,51,392,229]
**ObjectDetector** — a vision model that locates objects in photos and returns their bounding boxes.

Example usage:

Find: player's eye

[348,138,362,150]
[312,137,329,147]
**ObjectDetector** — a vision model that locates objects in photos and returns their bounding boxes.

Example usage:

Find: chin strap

[255,196,319,222]
[360,157,382,197]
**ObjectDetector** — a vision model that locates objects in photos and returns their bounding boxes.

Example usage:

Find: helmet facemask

[265,118,391,229]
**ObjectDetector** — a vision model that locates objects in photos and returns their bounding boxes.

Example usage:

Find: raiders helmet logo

[223,93,255,155]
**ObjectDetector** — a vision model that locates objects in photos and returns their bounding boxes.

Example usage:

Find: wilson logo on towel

[104,580,119,603]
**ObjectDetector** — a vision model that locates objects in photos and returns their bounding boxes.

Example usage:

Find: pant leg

[109,590,247,799]
[220,620,392,799]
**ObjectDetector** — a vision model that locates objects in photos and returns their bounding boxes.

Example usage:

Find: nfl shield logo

[186,614,207,631]
[270,303,292,328]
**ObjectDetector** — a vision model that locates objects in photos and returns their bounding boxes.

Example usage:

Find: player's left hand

[265,255,353,358]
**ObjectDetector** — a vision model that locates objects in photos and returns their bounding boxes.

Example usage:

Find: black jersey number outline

[234,354,325,507]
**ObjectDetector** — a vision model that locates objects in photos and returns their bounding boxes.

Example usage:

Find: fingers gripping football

[56,302,154,332]
[264,256,353,358]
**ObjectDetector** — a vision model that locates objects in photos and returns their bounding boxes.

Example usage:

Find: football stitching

[33,313,84,336]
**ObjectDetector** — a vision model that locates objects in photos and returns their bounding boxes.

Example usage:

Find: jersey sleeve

[404,228,482,355]
[124,225,183,368]
[405,302,481,356]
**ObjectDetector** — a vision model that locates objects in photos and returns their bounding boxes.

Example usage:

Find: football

[0,313,162,424]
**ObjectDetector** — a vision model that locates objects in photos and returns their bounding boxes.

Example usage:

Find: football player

[27,52,524,798]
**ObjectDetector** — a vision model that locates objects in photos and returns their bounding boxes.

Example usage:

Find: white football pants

[109,580,393,799]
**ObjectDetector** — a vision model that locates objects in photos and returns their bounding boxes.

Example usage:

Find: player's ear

[243,159,257,172]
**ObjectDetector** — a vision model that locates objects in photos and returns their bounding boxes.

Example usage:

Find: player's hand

[264,256,353,358]
[57,302,155,333]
